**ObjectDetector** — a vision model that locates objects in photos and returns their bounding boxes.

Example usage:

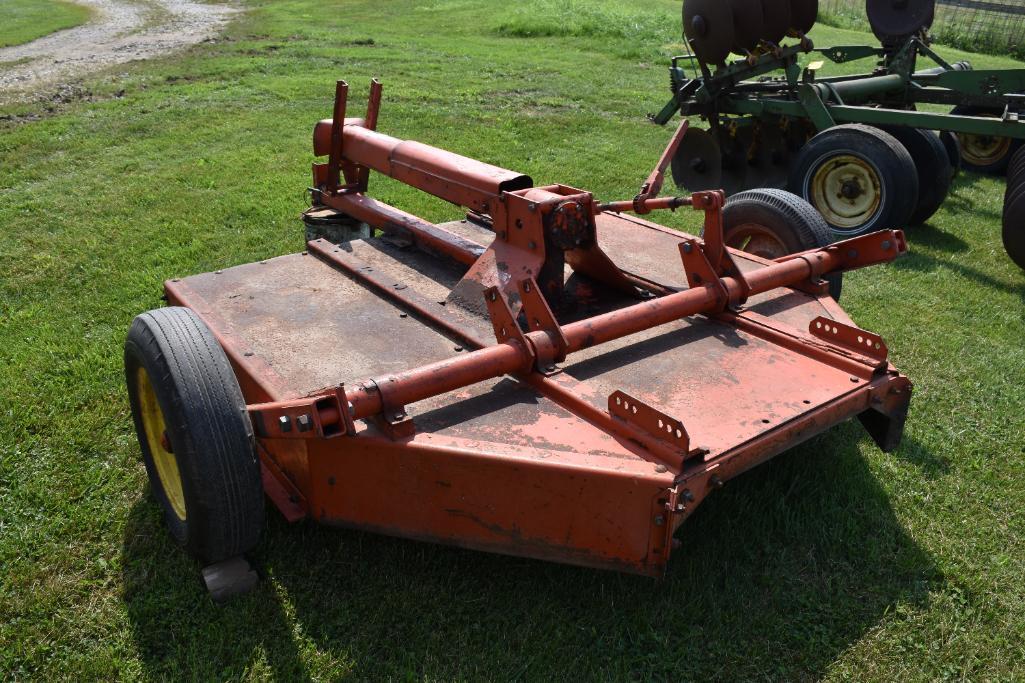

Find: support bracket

[249,390,348,439]
[609,390,691,457]
[518,277,569,373]
[808,316,888,363]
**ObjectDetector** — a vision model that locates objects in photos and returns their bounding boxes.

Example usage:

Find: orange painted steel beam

[341,229,906,422]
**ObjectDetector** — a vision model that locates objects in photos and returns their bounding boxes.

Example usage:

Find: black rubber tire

[951,105,1023,175]
[1004,215,1025,270]
[1007,145,1025,194]
[938,130,962,180]
[878,126,952,225]
[1003,191,1025,269]
[125,306,264,564]
[788,123,918,237]
[724,188,843,300]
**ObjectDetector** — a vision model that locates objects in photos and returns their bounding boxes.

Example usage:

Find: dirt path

[0,0,236,103]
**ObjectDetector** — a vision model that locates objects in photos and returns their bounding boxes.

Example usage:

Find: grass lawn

[2,0,1024,679]
[0,0,92,49]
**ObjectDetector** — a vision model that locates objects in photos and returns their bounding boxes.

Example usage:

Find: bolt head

[278,415,292,432]
[296,414,313,432]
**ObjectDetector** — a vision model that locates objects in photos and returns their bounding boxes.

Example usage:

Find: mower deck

[165,211,907,577]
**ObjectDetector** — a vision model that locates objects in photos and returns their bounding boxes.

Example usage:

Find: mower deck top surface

[169,212,858,472]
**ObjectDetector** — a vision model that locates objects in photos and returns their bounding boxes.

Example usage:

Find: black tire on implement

[125,306,264,564]
[723,188,843,300]
[878,126,952,225]
[1004,201,1025,270]
[1002,151,1025,269]
[788,123,918,237]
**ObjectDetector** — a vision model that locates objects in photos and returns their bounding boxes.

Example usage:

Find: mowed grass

[0,0,93,49]
[1,0,1024,679]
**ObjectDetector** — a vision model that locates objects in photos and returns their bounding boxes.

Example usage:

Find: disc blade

[867,0,935,44]
[684,0,736,65]
[784,119,814,153]
[751,123,791,188]
[730,0,764,52]
[788,0,817,34]
[718,128,750,196]
[671,128,723,192]
[759,0,791,43]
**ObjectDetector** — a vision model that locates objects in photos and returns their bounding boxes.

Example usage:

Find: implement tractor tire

[878,126,952,225]
[125,306,264,565]
[1003,146,1025,269]
[951,105,1023,175]
[723,188,843,300]
[788,124,918,237]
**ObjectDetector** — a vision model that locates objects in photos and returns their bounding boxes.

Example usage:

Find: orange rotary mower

[126,80,912,599]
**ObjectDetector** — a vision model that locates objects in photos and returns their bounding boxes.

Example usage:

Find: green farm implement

[654,0,1025,268]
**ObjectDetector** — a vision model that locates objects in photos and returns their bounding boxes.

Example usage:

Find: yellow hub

[957,132,1011,167]
[810,154,882,230]
[136,367,187,521]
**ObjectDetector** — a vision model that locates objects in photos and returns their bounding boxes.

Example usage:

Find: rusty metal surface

[175,231,891,463]
[174,251,469,398]
[596,210,846,330]
[303,431,675,576]
[562,314,866,456]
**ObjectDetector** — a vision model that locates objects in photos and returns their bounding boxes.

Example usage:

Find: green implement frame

[652,37,1025,138]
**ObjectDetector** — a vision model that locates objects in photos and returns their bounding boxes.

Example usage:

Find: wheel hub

[810,154,883,229]
[136,367,187,521]
[958,132,1011,166]
[839,178,863,200]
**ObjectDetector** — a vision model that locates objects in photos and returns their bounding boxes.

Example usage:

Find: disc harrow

[655,0,1025,268]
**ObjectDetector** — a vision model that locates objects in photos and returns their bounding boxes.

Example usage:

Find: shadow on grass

[122,423,938,679]
[897,222,1025,297]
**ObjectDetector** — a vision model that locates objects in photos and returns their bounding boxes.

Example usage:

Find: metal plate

[760,0,791,43]
[671,127,723,192]
[684,0,736,65]
[867,0,934,43]
[788,0,817,35]
[730,0,765,52]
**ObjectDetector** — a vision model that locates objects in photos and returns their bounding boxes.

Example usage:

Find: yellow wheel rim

[810,154,882,231]
[957,132,1011,167]
[136,367,187,521]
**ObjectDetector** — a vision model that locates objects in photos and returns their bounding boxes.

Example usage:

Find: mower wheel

[723,188,842,300]
[878,126,952,225]
[788,124,918,237]
[125,306,264,565]
[951,105,1022,175]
